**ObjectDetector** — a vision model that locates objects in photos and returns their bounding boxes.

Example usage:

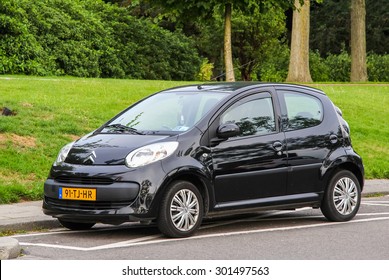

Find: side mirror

[217,123,240,138]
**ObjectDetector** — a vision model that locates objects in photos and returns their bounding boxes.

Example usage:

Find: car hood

[65,133,172,165]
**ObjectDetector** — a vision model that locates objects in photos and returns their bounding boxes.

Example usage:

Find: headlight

[125,142,179,168]
[54,142,74,166]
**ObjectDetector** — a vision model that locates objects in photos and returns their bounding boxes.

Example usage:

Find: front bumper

[42,160,170,224]
[42,178,143,224]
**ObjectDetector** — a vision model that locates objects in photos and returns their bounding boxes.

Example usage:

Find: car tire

[58,219,95,230]
[157,181,203,238]
[321,170,361,222]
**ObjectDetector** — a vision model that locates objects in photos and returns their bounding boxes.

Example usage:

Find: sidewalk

[0,179,388,259]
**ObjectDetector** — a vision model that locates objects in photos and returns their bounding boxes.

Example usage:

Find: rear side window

[283,92,323,131]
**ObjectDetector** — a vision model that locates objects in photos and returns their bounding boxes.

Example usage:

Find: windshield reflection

[105,91,228,134]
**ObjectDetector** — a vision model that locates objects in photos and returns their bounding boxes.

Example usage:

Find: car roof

[162,82,325,96]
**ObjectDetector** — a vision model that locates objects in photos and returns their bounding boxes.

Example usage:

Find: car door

[209,90,288,208]
[277,88,338,195]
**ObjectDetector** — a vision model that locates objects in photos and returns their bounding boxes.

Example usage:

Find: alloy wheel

[170,189,200,232]
[333,177,359,215]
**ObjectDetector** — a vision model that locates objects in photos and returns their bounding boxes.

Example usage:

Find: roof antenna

[197,85,203,90]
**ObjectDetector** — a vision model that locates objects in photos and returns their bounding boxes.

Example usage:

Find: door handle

[272,141,283,152]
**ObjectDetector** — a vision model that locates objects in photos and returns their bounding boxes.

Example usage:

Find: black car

[43,82,364,238]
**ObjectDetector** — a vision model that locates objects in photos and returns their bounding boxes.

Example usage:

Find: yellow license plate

[59,187,96,201]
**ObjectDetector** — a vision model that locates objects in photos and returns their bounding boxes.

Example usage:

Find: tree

[146,1,296,82]
[350,0,367,82]
[310,0,388,56]
[286,0,312,82]
[232,5,287,80]
[146,1,238,81]
[224,3,234,81]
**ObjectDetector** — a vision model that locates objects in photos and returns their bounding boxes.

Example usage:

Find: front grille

[54,176,114,185]
[45,197,132,210]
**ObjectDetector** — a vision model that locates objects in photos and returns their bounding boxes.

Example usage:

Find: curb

[0,237,21,260]
[0,219,60,260]
[0,219,61,232]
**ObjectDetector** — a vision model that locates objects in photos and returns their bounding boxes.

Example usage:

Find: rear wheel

[157,181,203,238]
[321,170,361,222]
[58,219,95,230]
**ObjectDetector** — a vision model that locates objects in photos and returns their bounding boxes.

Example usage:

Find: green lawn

[0,76,388,203]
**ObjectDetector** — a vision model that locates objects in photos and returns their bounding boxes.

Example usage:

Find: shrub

[197,58,214,81]
[0,0,201,80]
[325,50,351,82]
[309,50,330,82]
[367,53,389,82]
[309,51,389,82]
[258,44,289,82]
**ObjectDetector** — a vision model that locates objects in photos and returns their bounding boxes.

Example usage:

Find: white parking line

[357,212,389,216]
[19,215,389,252]
[362,203,389,207]
[89,234,163,250]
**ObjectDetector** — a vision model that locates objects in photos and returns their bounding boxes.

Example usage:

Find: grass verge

[0,76,388,204]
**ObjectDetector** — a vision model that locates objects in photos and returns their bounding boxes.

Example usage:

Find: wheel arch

[325,162,364,191]
[154,168,212,217]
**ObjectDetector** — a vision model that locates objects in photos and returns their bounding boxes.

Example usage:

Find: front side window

[220,96,276,137]
[283,92,323,131]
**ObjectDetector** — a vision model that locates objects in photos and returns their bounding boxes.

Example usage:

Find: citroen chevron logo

[84,151,97,164]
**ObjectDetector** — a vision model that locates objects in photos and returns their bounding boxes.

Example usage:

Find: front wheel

[321,170,361,222]
[157,181,203,238]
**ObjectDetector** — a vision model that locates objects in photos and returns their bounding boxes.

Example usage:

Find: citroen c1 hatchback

[43,82,364,238]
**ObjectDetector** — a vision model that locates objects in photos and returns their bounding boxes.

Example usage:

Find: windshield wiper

[104,124,144,135]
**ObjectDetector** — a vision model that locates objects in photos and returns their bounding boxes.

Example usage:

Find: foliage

[259,48,389,82]
[310,0,389,56]
[367,53,389,82]
[309,50,330,82]
[310,51,389,82]
[197,58,214,81]
[323,50,352,82]
[139,0,293,81]
[232,4,287,80]
[0,0,201,80]
[1,0,388,82]
[258,44,290,82]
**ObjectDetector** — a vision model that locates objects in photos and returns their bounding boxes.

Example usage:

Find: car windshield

[104,91,228,134]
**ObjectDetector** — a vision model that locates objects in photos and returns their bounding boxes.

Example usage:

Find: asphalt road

[14,196,389,260]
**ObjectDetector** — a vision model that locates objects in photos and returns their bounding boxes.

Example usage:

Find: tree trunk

[286,0,312,83]
[350,0,367,82]
[224,3,235,82]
